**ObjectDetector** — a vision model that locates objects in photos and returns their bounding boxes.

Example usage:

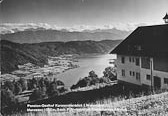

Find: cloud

[0,23,98,34]
[0,23,60,34]
[1,23,52,30]
[68,23,153,32]
[0,22,162,34]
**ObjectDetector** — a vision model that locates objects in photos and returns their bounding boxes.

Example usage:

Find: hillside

[0,40,122,74]
[27,92,168,116]
[4,90,168,116]
[0,40,48,74]
[1,29,129,43]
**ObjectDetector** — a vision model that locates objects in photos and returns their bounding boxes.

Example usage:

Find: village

[0,54,79,84]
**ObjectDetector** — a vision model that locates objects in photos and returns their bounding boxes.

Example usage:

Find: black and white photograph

[0,0,168,115]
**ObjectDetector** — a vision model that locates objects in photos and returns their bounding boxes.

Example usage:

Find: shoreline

[0,54,79,83]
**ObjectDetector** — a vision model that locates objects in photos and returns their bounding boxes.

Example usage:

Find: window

[130,71,132,76]
[122,69,125,77]
[146,75,151,80]
[130,71,135,76]
[136,72,140,81]
[164,78,168,84]
[129,57,135,63]
[137,45,142,51]
[121,56,125,64]
[132,57,134,62]
[129,57,131,62]
[135,58,140,66]
[141,57,150,69]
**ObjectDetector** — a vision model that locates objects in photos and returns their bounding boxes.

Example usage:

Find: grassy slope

[10,92,168,116]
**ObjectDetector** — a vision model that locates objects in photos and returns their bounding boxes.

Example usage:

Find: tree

[47,78,59,97]
[40,86,47,98]
[14,81,22,95]
[29,88,43,101]
[18,78,28,91]
[103,67,117,81]
[88,71,99,85]
[44,77,50,88]
[4,81,15,93]
[39,80,47,98]
[38,77,45,88]
[1,88,16,107]
[88,70,98,78]
[31,77,38,89]
[47,83,59,97]
[27,79,33,90]
[58,87,67,93]
[99,77,110,83]
[76,78,88,87]
[70,71,100,89]
[56,80,64,86]
[90,76,100,85]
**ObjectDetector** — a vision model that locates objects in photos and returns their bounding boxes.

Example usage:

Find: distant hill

[0,40,48,74]
[0,40,122,74]
[1,29,129,43]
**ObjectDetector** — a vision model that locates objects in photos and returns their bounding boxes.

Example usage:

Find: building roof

[163,13,168,19]
[110,24,168,57]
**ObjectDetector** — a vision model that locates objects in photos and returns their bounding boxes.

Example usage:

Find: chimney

[163,13,168,23]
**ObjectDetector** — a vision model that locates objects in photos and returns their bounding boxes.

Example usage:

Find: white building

[110,23,168,90]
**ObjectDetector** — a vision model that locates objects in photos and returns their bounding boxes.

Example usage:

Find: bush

[90,76,100,85]
[58,87,67,93]
[70,67,118,90]
[76,78,88,87]
[70,71,100,89]
[71,84,77,90]
[99,77,110,83]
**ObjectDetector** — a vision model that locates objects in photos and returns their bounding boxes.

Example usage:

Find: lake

[56,54,116,87]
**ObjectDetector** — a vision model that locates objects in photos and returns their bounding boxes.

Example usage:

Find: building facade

[111,24,168,89]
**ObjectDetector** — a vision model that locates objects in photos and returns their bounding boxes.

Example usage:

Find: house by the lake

[110,16,168,90]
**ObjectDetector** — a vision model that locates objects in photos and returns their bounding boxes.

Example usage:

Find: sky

[0,0,168,30]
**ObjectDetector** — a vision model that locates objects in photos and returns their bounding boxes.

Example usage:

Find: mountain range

[1,28,130,43]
